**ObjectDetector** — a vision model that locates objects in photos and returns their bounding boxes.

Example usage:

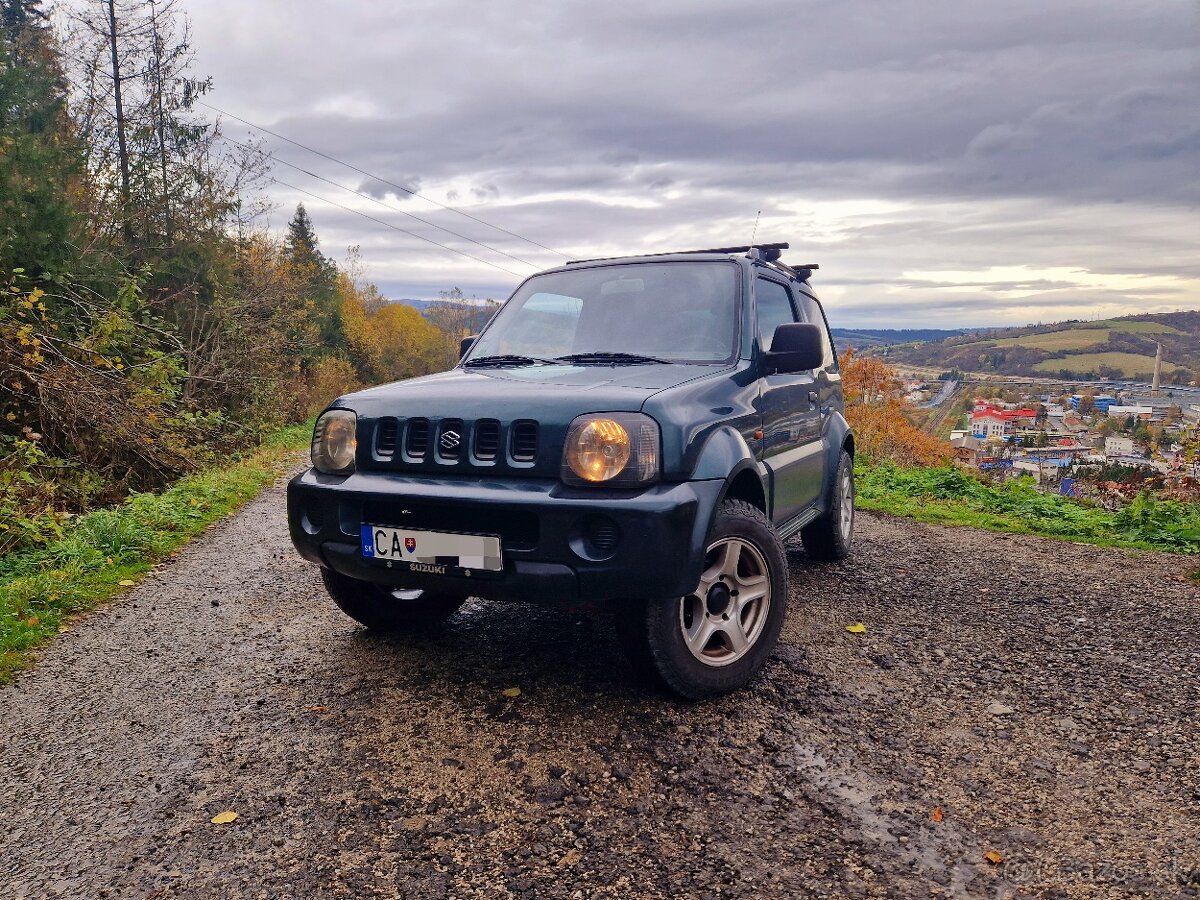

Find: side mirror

[763,322,823,375]
[459,335,477,360]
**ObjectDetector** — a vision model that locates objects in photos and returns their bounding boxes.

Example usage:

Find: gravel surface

[3,475,1198,899]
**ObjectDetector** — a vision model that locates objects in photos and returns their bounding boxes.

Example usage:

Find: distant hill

[876,311,1200,383]
[831,328,974,349]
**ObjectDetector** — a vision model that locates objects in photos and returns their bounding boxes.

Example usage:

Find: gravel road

[3,474,1198,899]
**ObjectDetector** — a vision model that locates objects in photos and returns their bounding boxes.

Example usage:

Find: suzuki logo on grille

[439,429,461,450]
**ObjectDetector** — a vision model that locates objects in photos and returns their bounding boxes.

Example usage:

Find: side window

[797,291,837,370]
[756,278,796,351]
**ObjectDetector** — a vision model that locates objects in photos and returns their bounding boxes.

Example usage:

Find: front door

[755,277,824,526]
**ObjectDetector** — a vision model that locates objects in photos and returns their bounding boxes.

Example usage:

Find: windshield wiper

[556,351,674,365]
[462,354,560,368]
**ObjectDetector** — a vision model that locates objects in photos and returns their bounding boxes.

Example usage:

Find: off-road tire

[616,499,788,700]
[801,449,855,561]
[321,568,466,631]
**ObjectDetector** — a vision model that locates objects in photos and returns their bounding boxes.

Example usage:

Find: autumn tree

[838,346,950,467]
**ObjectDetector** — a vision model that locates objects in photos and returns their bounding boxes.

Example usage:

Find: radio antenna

[750,209,761,245]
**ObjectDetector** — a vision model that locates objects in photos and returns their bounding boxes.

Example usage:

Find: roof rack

[564,242,819,281]
[566,242,791,265]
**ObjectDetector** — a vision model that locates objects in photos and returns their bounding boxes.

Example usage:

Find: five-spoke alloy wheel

[616,499,789,699]
[680,537,772,667]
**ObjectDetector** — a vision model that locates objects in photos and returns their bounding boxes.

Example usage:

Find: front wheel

[321,568,466,631]
[615,500,788,700]
[801,449,855,561]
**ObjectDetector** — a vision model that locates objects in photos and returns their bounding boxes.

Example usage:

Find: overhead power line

[196,99,569,259]
[220,133,540,270]
[269,177,526,277]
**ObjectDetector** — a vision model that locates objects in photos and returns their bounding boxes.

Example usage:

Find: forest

[0,0,476,555]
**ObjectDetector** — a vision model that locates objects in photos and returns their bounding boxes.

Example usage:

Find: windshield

[465,261,740,365]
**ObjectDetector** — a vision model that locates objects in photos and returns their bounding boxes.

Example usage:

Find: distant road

[918,378,958,409]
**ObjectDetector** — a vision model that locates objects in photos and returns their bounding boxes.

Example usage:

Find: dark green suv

[288,243,854,698]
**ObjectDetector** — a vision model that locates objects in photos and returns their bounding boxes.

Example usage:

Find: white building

[973,414,1008,440]
[1105,436,1135,457]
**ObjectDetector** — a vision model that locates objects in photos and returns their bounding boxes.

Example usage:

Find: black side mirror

[763,322,823,375]
[459,335,477,359]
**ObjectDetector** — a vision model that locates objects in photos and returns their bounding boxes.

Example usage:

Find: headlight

[312,409,357,474]
[562,413,660,486]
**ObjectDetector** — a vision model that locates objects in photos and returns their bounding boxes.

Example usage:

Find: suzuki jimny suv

[287,243,855,698]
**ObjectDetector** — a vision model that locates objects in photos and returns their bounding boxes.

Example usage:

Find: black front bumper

[287,469,724,604]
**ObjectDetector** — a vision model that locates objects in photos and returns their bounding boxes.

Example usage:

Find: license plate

[359,525,502,577]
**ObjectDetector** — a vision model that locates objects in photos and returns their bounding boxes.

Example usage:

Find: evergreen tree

[285,203,341,350]
[0,0,82,276]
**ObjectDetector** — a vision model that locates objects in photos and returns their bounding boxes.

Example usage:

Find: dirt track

[2,475,1198,899]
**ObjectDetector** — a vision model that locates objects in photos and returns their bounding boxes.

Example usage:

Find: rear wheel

[616,500,788,699]
[801,449,854,561]
[321,568,466,631]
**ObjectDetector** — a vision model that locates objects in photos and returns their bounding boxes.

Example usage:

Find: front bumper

[287,469,724,604]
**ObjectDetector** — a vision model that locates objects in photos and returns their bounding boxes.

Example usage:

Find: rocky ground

[2,476,1198,899]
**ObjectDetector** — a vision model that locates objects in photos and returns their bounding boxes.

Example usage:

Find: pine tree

[285,203,342,351]
[0,0,82,276]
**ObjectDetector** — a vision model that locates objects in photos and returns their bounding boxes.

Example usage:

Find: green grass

[0,422,311,682]
[857,462,1200,554]
[1088,319,1184,335]
[1031,350,1165,375]
[993,329,1110,351]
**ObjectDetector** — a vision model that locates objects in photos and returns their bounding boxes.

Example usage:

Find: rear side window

[756,279,796,351]
[796,292,837,370]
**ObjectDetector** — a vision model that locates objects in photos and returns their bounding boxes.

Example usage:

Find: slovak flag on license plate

[404,537,416,553]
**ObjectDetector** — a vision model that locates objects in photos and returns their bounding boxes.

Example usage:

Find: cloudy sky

[185,0,1198,328]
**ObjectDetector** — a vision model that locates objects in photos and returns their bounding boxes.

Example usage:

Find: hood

[339,363,724,419]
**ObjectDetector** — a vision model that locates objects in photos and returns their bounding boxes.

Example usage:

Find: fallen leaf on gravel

[502,687,522,699]
[931,806,944,823]
[845,623,867,634]
[119,580,135,587]
[983,850,1004,865]
[210,811,238,825]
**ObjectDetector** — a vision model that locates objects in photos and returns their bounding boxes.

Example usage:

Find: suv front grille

[405,418,430,458]
[510,420,538,463]
[474,420,500,460]
[367,417,542,470]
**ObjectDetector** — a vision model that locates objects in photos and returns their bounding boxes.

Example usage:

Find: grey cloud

[187,0,1200,326]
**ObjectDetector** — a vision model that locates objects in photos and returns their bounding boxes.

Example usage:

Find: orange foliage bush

[839,347,951,467]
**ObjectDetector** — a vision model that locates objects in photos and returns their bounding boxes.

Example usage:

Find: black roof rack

[567,242,790,265]
[564,242,818,281]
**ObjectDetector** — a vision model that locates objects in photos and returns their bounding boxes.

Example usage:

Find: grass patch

[1032,350,1165,375]
[857,461,1200,555]
[993,329,1109,351]
[0,422,311,682]
[1088,319,1184,335]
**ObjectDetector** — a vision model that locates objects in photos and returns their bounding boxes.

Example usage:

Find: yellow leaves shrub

[840,347,951,467]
